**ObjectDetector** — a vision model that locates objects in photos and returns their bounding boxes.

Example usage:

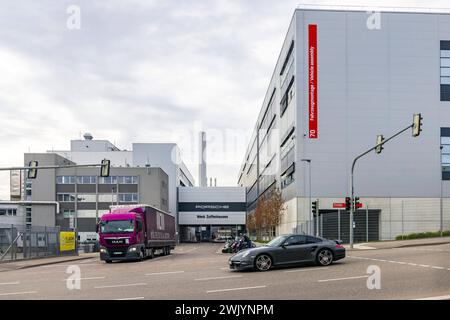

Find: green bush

[395,230,450,240]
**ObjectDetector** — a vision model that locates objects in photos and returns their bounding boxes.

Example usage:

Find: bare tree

[264,188,285,238]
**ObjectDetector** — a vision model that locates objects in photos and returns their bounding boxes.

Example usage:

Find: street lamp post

[301,159,312,235]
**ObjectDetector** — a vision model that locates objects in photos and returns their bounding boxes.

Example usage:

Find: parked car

[228,234,345,271]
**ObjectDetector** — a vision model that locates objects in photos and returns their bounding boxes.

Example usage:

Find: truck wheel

[166,247,171,255]
[139,250,144,261]
[162,247,167,256]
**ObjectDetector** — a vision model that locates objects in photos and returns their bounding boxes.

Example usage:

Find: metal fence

[0,223,75,261]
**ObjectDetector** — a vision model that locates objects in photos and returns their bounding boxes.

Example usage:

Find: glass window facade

[77,176,96,184]
[56,176,75,184]
[118,193,138,203]
[441,41,450,101]
[442,128,450,180]
[118,176,138,184]
[99,176,118,184]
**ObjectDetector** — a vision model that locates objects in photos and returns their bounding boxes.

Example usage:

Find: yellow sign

[60,232,76,252]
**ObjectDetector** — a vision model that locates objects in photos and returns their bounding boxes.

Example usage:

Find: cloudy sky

[0,0,448,199]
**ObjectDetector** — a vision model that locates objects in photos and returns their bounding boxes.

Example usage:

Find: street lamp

[301,159,312,235]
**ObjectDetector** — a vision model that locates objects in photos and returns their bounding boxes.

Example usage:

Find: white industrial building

[238,6,450,242]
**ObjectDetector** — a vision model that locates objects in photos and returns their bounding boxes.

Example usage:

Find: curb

[346,239,450,251]
[0,255,95,272]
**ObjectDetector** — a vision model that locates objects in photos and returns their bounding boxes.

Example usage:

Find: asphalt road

[0,242,449,300]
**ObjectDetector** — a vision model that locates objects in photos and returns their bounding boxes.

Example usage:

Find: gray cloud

[0,0,447,198]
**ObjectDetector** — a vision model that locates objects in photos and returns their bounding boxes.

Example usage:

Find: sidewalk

[345,236,450,251]
[0,252,98,272]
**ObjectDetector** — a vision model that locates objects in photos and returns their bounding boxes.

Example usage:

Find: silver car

[228,234,346,271]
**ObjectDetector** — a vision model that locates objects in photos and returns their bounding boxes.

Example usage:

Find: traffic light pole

[0,163,104,172]
[349,123,413,249]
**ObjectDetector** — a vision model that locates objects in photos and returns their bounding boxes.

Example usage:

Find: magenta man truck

[98,205,176,263]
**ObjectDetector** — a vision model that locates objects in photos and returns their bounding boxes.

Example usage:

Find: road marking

[431,266,445,270]
[0,291,37,297]
[195,275,243,281]
[145,271,184,276]
[350,256,448,271]
[408,263,418,266]
[0,282,20,286]
[114,297,145,300]
[318,275,369,283]
[414,295,450,300]
[284,267,329,273]
[219,267,229,270]
[419,264,430,268]
[95,283,147,289]
[207,285,266,294]
[61,277,105,281]
[395,262,407,265]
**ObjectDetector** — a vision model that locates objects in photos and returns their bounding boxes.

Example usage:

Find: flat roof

[297,4,450,15]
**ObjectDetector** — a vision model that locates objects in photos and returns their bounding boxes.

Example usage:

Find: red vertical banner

[308,24,318,139]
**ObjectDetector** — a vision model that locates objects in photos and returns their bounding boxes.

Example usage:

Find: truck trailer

[97,204,176,263]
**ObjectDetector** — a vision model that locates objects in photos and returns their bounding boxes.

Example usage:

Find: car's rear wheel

[255,254,272,271]
[105,260,112,264]
[317,249,333,266]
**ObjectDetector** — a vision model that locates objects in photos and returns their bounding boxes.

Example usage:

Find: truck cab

[98,211,145,262]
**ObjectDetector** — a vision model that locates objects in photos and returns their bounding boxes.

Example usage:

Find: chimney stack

[199,131,207,187]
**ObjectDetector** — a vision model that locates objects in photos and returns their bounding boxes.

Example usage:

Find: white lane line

[0,282,20,286]
[0,291,37,297]
[414,295,450,300]
[408,263,418,266]
[195,275,243,281]
[419,264,430,268]
[284,267,329,273]
[318,275,369,283]
[431,266,445,270]
[395,262,407,265]
[145,271,184,276]
[114,297,145,300]
[95,283,147,289]
[219,267,229,270]
[207,285,266,294]
[61,277,105,281]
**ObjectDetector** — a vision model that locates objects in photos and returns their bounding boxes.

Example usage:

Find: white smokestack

[199,131,207,187]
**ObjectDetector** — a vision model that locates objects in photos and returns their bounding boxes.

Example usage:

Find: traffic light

[354,197,361,210]
[375,135,384,154]
[412,113,423,137]
[345,197,351,211]
[312,200,319,216]
[100,159,111,177]
[27,161,38,179]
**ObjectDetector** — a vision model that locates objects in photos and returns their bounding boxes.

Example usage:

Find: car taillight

[335,244,344,249]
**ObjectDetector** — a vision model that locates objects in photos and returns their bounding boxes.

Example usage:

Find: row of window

[442,128,450,180]
[441,41,450,101]
[56,176,138,185]
[57,193,139,203]
[280,76,295,117]
[0,208,17,216]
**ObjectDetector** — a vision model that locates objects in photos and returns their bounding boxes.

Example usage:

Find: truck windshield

[100,220,134,234]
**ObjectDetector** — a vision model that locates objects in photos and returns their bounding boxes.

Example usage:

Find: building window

[281,163,295,189]
[280,76,295,117]
[56,176,75,184]
[76,194,97,202]
[25,180,32,201]
[99,176,118,184]
[25,207,32,224]
[441,41,450,101]
[442,128,450,180]
[118,193,138,203]
[57,193,76,202]
[62,210,75,218]
[280,40,294,76]
[98,194,118,203]
[118,176,138,184]
[77,176,96,184]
